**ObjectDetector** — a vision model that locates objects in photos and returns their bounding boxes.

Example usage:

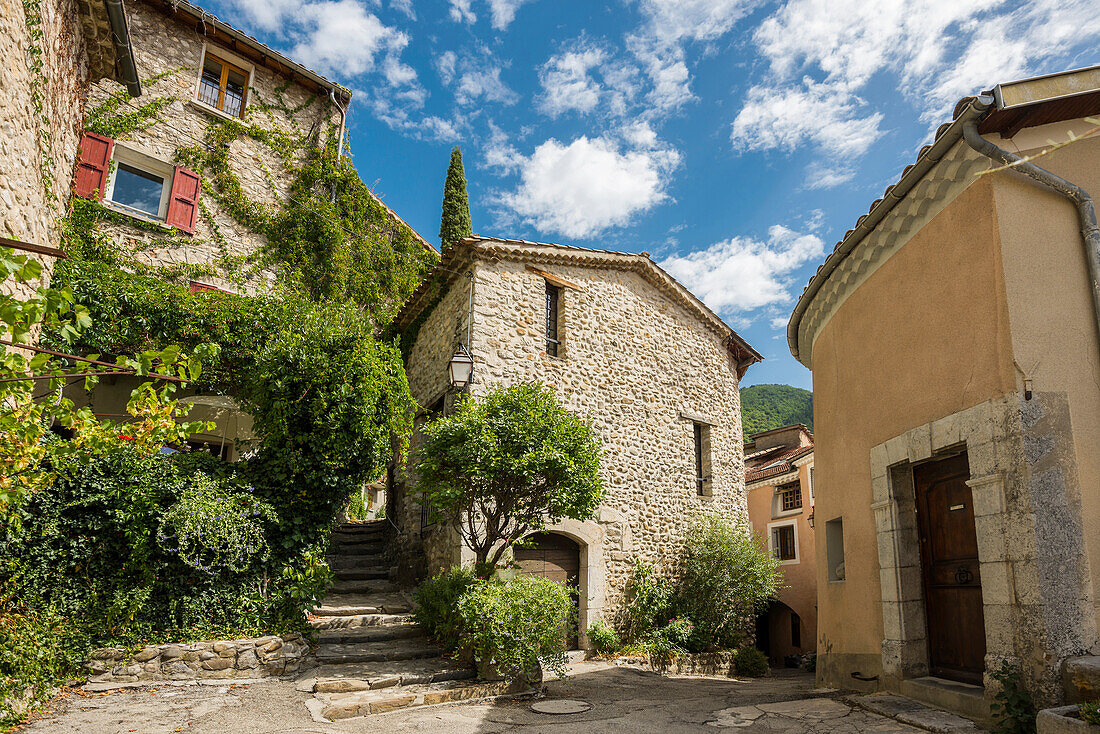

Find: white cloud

[488,0,534,30]
[483,123,525,173]
[435,51,458,85]
[659,224,825,316]
[538,43,607,117]
[390,0,415,20]
[737,0,1100,160]
[456,60,518,106]
[499,133,681,238]
[802,160,857,190]
[731,81,884,157]
[637,0,761,45]
[449,0,476,23]
[289,0,409,78]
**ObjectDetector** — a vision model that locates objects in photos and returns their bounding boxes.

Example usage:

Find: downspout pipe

[105,0,141,97]
[961,107,1100,348]
[329,88,348,160]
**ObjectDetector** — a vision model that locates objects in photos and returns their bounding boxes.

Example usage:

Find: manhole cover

[532,699,592,715]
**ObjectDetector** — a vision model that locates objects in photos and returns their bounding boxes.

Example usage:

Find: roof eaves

[786,95,995,367]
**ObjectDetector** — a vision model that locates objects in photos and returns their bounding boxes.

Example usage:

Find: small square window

[104,148,173,220]
[197,52,250,118]
[779,482,802,512]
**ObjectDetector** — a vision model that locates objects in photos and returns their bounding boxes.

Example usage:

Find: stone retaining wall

[646,652,739,677]
[85,633,315,683]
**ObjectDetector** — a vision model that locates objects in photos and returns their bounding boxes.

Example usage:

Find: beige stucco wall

[810,177,1017,686]
[988,128,1100,630]
[396,252,749,632]
[747,459,817,663]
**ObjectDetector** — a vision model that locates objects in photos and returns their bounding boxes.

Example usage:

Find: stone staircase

[301,520,525,722]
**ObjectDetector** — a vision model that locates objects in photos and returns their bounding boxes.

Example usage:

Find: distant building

[788,64,1100,716]
[744,424,816,666]
[391,235,762,648]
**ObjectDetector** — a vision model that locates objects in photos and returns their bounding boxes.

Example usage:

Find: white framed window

[771,480,803,518]
[194,44,254,119]
[104,146,174,221]
[768,519,799,565]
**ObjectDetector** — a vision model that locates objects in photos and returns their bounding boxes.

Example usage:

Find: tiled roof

[745,444,813,485]
[394,235,763,368]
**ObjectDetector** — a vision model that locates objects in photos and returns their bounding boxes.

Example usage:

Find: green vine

[22,0,53,200]
[84,68,183,138]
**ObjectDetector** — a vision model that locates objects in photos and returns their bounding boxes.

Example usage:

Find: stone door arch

[515,532,581,648]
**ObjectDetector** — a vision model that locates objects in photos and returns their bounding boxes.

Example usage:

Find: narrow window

[772,525,796,561]
[693,422,712,496]
[198,53,249,117]
[809,467,815,499]
[545,282,561,356]
[826,517,845,581]
[791,612,802,648]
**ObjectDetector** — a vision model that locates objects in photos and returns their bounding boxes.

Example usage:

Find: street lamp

[448,342,474,389]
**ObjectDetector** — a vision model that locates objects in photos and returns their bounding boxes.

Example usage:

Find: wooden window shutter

[74,132,113,200]
[166,166,201,233]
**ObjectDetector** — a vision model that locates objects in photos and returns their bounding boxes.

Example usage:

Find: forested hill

[740,384,813,436]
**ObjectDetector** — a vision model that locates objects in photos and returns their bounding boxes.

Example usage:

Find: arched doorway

[755,600,803,666]
[514,532,581,649]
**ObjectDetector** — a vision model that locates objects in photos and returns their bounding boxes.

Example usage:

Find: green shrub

[622,559,674,642]
[1080,701,1100,726]
[345,490,367,521]
[586,620,620,656]
[732,648,770,677]
[0,605,90,728]
[659,617,694,649]
[674,513,780,651]
[412,567,478,649]
[455,576,573,682]
[990,661,1036,734]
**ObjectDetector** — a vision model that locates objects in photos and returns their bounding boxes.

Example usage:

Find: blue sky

[208,0,1098,390]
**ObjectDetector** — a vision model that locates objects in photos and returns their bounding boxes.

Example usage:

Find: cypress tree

[439,146,472,252]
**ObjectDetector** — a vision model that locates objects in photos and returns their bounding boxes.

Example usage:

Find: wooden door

[913,453,986,684]
[514,533,580,649]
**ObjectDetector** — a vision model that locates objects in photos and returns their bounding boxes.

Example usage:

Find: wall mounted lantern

[448,342,474,389]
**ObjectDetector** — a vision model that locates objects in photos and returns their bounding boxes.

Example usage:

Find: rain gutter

[105,0,142,97]
[961,101,1100,347]
[787,96,995,367]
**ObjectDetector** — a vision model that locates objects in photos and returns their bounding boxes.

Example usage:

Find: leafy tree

[439,146,472,252]
[740,383,813,435]
[674,512,780,651]
[416,383,603,575]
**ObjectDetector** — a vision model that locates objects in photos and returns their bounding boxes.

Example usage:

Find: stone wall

[85,633,314,683]
[397,248,749,625]
[0,0,89,298]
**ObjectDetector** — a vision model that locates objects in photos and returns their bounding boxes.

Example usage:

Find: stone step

[309,613,413,631]
[306,659,475,693]
[316,640,441,665]
[326,553,387,568]
[312,679,530,721]
[331,538,386,551]
[318,623,424,645]
[332,567,391,581]
[329,579,398,595]
[315,593,413,617]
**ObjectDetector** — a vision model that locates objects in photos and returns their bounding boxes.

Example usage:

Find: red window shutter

[166,166,202,233]
[74,132,113,200]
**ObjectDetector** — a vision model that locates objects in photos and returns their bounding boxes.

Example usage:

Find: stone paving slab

[845,693,983,733]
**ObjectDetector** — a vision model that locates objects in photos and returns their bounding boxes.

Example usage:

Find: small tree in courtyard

[416,383,603,576]
[439,146,472,252]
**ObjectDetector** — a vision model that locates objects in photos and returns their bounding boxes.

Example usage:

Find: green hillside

[740,384,813,436]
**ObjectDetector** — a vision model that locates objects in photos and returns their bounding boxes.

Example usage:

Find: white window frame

[767,519,799,566]
[771,479,804,519]
[103,145,174,222]
[192,42,255,121]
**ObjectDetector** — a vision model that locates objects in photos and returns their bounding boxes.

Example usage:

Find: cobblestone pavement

[21,662,930,733]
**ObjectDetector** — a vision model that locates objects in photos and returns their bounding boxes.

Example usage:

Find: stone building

[744,424,816,666]
[1,0,139,298]
[787,64,1100,718]
[390,236,762,647]
[50,0,426,453]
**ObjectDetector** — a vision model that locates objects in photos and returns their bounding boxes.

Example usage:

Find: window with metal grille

[198,53,249,118]
[772,525,796,561]
[779,481,802,511]
[694,422,706,495]
[545,282,561,356]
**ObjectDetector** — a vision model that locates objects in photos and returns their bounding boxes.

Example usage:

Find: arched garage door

[514,532,580,649]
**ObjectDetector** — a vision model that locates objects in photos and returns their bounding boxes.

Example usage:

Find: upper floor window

[693,421,712,496]
[198,52,249,118]
[779,481,803,512]
[545,281,561,356]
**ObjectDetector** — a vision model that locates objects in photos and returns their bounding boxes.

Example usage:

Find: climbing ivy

[22,0,53,200]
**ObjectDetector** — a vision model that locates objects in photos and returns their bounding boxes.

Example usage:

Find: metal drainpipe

[962,112,1100,349]
[329,88,348,159]
[105,0,142,97]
